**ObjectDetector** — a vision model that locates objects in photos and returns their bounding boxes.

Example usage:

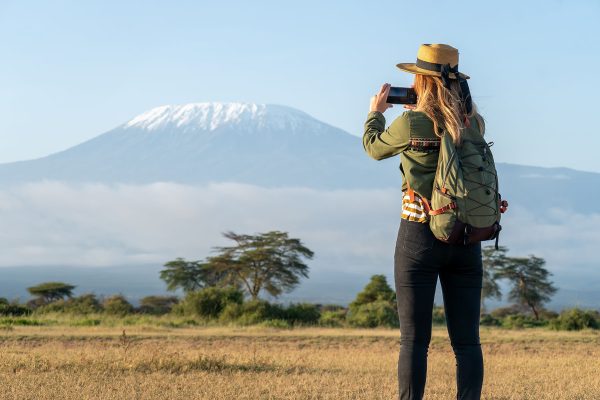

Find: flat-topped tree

[495,255,557,320]
[27,282,75,304]
[205,230,314,300]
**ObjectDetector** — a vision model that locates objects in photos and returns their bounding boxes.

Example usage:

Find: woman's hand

[369,83,394,113]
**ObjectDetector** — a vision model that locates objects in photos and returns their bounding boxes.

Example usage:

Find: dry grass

[0,325,599,399]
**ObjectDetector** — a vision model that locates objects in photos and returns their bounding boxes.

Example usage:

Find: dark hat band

[416,58,459,74]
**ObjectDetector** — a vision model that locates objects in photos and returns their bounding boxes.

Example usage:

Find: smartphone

[386,87,417,105]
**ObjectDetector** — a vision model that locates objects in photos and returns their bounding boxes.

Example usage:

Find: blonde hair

[413,74,485,146]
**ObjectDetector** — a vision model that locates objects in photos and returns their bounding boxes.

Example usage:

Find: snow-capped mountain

[0,101,599,212]
[0,102,399,188]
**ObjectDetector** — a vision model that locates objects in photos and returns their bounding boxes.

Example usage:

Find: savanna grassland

[0,324,599,400]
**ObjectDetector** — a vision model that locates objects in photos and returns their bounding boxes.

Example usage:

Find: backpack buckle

[463,224,473,245]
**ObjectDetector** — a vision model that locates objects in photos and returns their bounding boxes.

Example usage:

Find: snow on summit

[124,102,318,132]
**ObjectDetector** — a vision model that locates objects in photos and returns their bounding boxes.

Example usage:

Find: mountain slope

[0,102,399,188]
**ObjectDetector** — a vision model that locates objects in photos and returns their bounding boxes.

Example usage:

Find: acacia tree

[27,282,75,304]
[481,245,508,313]
[160,257,222,293]
[495,255,557,320]
[205,230,314,300]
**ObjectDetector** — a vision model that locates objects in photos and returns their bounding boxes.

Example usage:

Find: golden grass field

[0,324,599,399]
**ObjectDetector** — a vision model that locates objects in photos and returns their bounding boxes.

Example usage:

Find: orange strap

[428,202,457,216]
[420,196,432,215]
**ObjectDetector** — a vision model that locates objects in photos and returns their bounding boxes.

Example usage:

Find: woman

[362,44,485,400]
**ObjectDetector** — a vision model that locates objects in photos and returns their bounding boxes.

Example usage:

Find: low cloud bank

[0,181,597,289]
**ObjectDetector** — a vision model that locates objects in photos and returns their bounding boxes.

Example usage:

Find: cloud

[0,181,598,289]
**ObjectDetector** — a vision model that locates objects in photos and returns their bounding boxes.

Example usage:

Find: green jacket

[363,110,483,200]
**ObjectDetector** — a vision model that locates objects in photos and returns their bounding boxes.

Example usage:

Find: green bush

[138,296,179,315]
[500,314,547,329]
[0,317,44,326]
[0,302,31,317]
[235,300,284,325]
[490,305,525,319]
[432,305,446,325]
[70,318,102,327]
[37,294,102,315]
[103,295,134,316]
[283,303,320,325]
[182,287,244,319]
[218,303,243,322]
[549,308,600,331]
[479,314,502,326]
[319,309,347,327]
[350,275,395,309]
[347,300,399,328]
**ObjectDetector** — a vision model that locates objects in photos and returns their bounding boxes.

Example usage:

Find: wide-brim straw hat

[396,44,470,80]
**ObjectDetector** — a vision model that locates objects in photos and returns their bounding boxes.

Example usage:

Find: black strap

[416,58,459,74]
[415,58,472,114]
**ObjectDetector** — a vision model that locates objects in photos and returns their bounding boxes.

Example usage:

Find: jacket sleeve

[362,111,410,160]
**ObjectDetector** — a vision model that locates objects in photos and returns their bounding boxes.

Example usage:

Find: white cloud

[0,181,598,289]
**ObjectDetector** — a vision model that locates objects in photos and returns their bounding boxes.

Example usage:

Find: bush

[500,314,547,329]
[235,300,284,325]
[138,296,179,315]
[319,309,347,327]
[283,303,320,325]
[490,304,526,319]
[432,305,446,325]
[103,295,134,316]
[182,287,244,319]
[479,314,501,326]
[38,293,102,315]
[350,275,395,309]
[0,301,31,317]
[218,303,243,322]
[549,308,600,331]
[347,300,399,328]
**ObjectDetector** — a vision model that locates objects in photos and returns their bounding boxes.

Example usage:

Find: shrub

[500,314,547,329]
[38,293,102,315]
[490,304,526,319]
[479,314,501,326]
[103,295,134,316]
[347,300,399,328]
[235,300,284,325]
[350,275,395,309]
[182,287,244,319]
[138,296,179,315]
[319,309,347,327]
[219,303,243,322]
[432,305,446,325]
[0,301,31,317]
[283,303,320,325]
[549,308,600,331]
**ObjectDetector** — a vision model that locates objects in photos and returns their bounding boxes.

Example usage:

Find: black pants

[394,218,484,400]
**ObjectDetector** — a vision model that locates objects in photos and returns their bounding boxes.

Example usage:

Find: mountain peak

[124,102,313,132]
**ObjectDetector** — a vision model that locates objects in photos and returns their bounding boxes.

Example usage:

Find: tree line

[1,230,599,331]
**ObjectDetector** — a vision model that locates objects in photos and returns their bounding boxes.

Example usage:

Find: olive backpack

[405,123,509,249]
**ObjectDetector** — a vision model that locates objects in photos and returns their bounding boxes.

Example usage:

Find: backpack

[407,124,509,249]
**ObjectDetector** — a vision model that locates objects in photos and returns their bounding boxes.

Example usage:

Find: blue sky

[1,0,599,171]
